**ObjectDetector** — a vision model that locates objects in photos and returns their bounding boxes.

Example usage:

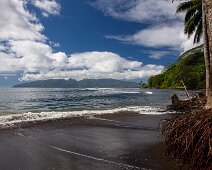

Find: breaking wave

[0,106,169,129]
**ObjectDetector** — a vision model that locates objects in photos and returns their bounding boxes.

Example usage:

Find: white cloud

[0,0,67,75]
[143,50,174,60]
[31,0,61,17]
[0,0,164,81]
[0,45,8,51]
[92,0,202,55]
[90,0,182,23]
[21,68,164,81]
[49,41,60,47]
[20,51,164,81]
[106,24,183,47]
[0,0,45,41]
[179,32,203,52]
[106,23,202,52]
[68,51,142,72]
[0,52,25,73]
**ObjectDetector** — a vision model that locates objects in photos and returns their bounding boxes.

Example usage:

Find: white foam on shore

[49,145,140,169]
[145,91,153,94]
[0,106,168,129]
[86,88,142,94]
[118,91,141,94]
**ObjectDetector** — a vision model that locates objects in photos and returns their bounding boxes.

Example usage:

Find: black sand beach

[0,112,185,170]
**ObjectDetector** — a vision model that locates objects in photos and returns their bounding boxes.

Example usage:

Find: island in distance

[13,79,138,88]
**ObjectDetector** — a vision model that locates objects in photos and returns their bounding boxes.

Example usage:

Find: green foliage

[176,0,202,43]
[138,81,148,88]
[148,46,205,89]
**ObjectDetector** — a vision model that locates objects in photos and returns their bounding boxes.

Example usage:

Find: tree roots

[162,108,212,169]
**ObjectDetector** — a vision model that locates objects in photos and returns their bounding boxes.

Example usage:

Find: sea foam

[0,106,168,129]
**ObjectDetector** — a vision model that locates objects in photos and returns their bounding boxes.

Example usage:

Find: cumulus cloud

[31,0,61,17]
[106,24,183,48]
[106,23,202,52]
[21,68,163,81]
[92,0,202,56]
[0,0,67,75]
[89,0,182,23]
[20,51,164,81]
[142,50,174,60]
[68,52,142,72]
[0,0,45,41]
[49,41,60,47]
[0,52,25,73]
[21,61,163,81]
[0,0,163,81]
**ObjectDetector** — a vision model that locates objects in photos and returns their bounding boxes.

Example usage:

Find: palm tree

[203,0,212,108]
[176,0,202,43]
[175,0,212,108]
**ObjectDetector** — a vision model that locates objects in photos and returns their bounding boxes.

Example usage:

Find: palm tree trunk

[203,0,210,97]
[204,0,212,108]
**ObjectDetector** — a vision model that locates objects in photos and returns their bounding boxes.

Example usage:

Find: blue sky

[0,0,201,87]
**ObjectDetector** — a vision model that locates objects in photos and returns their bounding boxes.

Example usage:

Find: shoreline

[0,106,172,130]
[0,111,184,170]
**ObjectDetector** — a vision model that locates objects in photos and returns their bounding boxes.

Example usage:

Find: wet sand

[0,112,184,170]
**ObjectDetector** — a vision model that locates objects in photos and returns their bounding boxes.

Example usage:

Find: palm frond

[185,3,202,22]
[176,1,194,13]
[184,10,202,38]
[185,21,196,38]
[194,19,203,43]
[176,0,202,44]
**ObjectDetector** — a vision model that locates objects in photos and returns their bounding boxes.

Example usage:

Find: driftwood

[167,93,206,112]
[180,80,191,101]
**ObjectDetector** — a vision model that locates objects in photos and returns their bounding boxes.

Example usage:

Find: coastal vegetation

[161,0,212,169]
[170,0,212,107]
[148,45,205,89]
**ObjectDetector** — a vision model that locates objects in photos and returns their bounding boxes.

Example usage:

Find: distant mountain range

[13,79,138,88]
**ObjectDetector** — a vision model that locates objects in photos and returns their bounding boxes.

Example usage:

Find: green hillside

[148,45,205,89]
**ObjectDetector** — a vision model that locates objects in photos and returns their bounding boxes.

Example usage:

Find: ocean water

[0,88,190,128]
